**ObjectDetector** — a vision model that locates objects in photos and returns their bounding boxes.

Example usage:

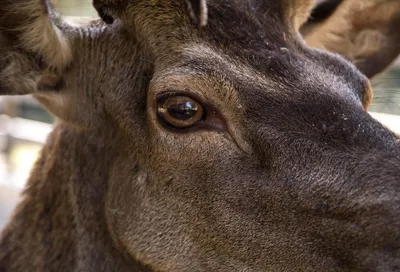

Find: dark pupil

[167,101,198,120]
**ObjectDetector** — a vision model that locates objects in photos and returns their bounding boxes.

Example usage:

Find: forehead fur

[122,0,314,57]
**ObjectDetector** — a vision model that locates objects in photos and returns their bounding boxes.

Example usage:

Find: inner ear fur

[0,1,66,95]
[0,0,107,129]
[0,0,99,96]
[301,0,400,78]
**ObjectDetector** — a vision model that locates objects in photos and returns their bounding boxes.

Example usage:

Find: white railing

[369,112,400,134]
[0,116,52,144]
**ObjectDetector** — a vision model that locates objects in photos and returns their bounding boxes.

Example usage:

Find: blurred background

[0,0,400,229]
[0,0,98,229]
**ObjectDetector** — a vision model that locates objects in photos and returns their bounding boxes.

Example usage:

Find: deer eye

[157,95,204,128]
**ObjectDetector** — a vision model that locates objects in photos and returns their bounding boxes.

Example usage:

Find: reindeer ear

[0,0,74,95]
[301,0,400,78]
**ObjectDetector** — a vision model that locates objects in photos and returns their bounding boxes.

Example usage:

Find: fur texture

[0,0,400,271]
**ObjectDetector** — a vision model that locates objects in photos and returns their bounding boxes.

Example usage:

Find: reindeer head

[1,0,400,271]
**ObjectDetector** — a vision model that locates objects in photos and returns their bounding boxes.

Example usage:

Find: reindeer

[0,0,399,271]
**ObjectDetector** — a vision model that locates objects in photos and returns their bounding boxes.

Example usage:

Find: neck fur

[0,122,152,272]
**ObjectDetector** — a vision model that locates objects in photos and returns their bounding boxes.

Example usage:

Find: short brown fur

[1,0,400,271]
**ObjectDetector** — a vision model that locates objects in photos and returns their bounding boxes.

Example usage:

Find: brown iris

[157,95,204,128]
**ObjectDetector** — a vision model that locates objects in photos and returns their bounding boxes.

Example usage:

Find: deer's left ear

[300,0,400,79]
[0,0,75,96]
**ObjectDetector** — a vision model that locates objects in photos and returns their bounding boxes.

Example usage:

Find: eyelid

[156,89,209,107]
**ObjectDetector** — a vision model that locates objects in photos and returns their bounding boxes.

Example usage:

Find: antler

[185,0,208,26]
